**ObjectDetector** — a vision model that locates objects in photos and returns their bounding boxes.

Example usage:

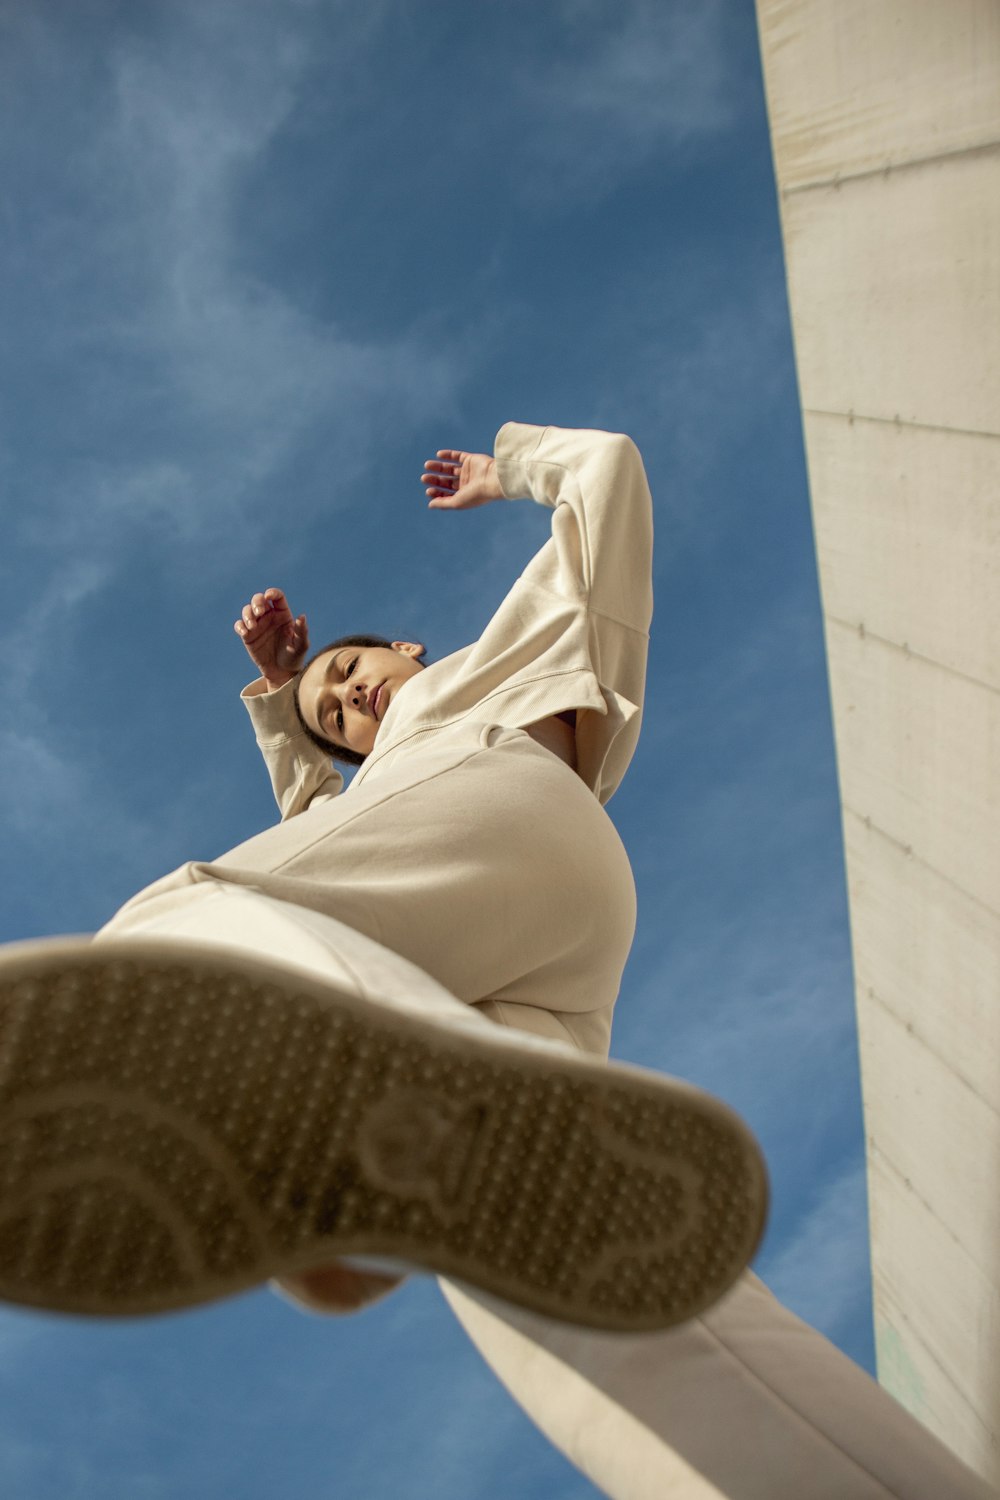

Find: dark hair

[292,634,427,766]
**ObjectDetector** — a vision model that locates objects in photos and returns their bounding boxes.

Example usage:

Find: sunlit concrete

[756,0,1000,1482]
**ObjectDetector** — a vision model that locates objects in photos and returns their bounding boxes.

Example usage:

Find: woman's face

[296,641,425,757]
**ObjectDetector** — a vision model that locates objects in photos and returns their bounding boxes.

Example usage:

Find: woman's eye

[336,707,344,731]
[347,657,358,676]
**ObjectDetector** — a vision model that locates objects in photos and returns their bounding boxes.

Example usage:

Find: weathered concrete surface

[756,0,1000,1482]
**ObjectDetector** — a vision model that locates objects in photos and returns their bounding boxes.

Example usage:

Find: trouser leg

[438,1272,994,1500]
[96,885,991,1499]
[94,875,988,1497]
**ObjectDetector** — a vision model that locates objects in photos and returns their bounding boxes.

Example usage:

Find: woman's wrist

[487,457,505,501]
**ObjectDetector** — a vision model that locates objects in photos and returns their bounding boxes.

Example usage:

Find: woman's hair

[292,634,427,766]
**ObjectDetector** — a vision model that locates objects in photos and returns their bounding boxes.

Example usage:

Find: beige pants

[96,882,992,1499]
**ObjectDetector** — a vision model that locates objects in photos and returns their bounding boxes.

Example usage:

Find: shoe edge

[0,936,769,1330]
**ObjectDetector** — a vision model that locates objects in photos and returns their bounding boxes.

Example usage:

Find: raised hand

[421,449,504,510]
[234,588,310,690]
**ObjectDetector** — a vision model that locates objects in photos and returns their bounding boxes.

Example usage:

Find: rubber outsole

[0,938,769,1331]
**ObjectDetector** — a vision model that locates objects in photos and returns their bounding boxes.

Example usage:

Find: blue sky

[0,1,873,1494]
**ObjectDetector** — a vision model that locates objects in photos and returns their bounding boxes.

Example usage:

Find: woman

[0,425,988,1498]
[89,421,766,1320]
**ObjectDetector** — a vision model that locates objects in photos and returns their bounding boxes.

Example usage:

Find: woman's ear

[392,641,426,659]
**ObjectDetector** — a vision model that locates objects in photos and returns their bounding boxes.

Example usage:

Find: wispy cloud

[79,16,456,530]
[0,730,91,835]
[618,909,857,1133]
[515,0,752,201]
[0,1281,596,1500]
[593,272,797,545]
[1,1,470,724]
[758,1156,874,1356]
[265,1282,596,1500]
[0,728,156,935]
[3,561,110,704]
[546,0,741,136]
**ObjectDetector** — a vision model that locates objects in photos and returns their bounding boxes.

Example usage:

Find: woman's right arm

[235,588,345,818]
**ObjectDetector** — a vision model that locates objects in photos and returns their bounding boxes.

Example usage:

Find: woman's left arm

[421,427,653,636]
[420,424,654,803]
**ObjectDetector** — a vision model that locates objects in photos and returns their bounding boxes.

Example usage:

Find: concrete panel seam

[780,137,1000,200]
[826,617,1000,698]
[869,1143,994,1289]
[842,806,1000,923]
[864,985,999,1121]
[804,407,1000,444]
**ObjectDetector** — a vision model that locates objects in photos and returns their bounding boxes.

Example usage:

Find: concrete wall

[755,0,1000,1482]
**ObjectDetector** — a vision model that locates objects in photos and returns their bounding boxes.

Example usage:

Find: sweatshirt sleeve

[240,676,344,819]
[492,422,654,639]
[490,421,654,801]
[298,422,653,809]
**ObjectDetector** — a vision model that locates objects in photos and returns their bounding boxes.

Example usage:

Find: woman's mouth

[372,684,384,719]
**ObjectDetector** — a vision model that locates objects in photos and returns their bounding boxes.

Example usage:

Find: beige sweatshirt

[241,422,653,813]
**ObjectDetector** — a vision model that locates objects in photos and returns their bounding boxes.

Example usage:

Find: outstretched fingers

[421,448,500,510]
[421,452,463,499]
[425,450,476,498]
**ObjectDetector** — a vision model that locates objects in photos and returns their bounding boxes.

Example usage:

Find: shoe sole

[0,937,768,1331]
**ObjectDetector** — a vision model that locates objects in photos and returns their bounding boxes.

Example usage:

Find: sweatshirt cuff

[240,675,308,746]
[493,421,548,501]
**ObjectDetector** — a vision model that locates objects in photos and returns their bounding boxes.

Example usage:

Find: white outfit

[104,423,650,1055]
[97,425,993,1497]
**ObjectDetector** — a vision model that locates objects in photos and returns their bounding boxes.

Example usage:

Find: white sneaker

[0,937,768,1330]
